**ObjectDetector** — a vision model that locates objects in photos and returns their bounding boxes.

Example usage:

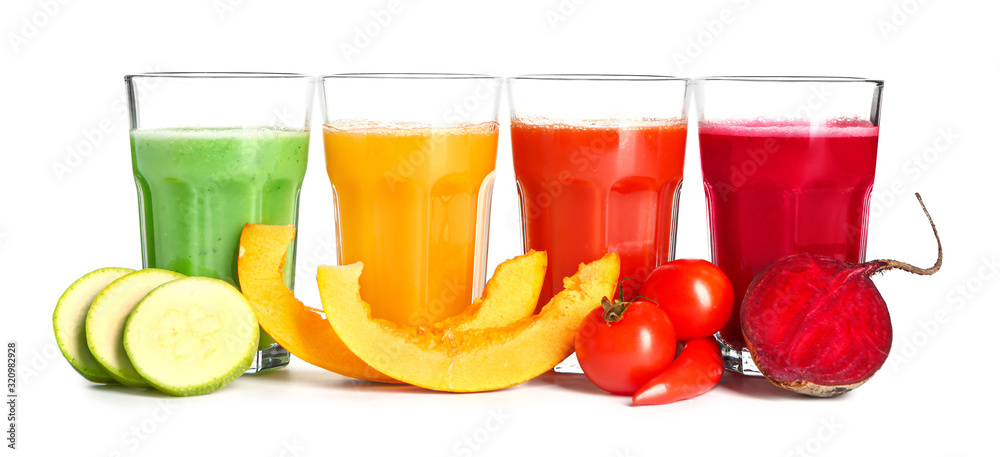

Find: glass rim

[321,73,501,81]
[509,73,687,82]
[125,72,313,80]
[696,76,883,85]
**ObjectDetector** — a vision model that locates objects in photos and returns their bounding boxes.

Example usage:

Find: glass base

[552,352,583,374]
[245,343,290,374]
[717,336,763,377]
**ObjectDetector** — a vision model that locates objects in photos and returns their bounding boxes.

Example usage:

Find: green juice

[130,128,308,352]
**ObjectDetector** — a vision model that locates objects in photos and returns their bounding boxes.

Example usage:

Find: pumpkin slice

[238,224,395,383]
[237,224,548,383]
[318,253,619,392]
[431,250,546,332]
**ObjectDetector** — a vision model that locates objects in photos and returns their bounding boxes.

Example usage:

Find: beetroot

[741,194,942,397]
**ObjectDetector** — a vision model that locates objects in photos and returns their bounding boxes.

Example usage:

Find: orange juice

[323,122,499,326]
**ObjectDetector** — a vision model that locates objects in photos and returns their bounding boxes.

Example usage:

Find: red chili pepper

[632,337,723,406]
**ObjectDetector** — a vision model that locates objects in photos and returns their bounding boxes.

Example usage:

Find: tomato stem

[602,278,650,323]
[635,295,657,306]
[617,276,635,302]
[601,297,629,323]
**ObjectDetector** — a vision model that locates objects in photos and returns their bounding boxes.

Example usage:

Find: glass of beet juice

[127,73,315,373]
[694,76,884,375]
[508,75,689,372]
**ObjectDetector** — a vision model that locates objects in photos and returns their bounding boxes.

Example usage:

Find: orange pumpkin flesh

[431,250,547,332]
[318,253,619,392]
[237,224,549,384]
[238,224,395,383]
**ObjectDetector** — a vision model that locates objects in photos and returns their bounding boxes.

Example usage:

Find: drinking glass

[127,72,315,373]
[320,74,501,327]
[508,74,689,372]
[694,76,883,375]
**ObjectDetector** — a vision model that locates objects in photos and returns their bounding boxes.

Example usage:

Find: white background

[2,0,997,455]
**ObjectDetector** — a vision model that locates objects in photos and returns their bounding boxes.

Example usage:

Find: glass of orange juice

[320,74,501,327]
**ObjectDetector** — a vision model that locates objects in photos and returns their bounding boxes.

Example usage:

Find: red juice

[699,119,878,349]
[511,121,687,309]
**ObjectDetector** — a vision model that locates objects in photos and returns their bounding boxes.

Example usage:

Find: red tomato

[575,298,677,396]
[638,259,734,340]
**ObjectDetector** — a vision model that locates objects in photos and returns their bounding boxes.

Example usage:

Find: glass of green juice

[125,72,314,373]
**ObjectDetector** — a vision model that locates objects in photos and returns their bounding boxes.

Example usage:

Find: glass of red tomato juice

[508,75,689,372]
[694,76,884,375]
